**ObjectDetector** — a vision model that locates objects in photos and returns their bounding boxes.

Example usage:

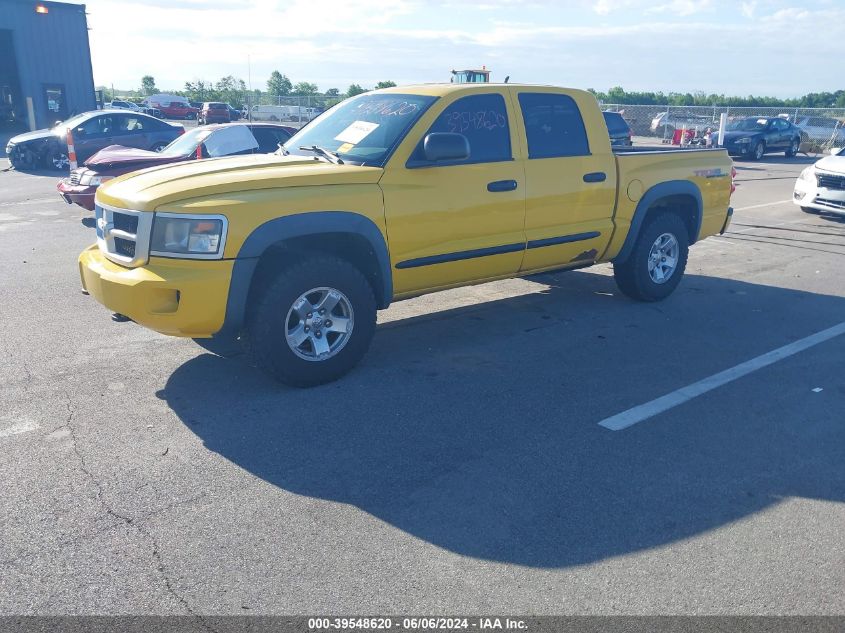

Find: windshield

[283,93,437,167]
[160,127,212,157]
[727,118,769,132]
[51,113,90,132]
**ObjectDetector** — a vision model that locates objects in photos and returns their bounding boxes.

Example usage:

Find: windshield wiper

[299,145,344,165]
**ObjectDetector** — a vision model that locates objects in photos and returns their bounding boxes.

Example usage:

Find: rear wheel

[248,255,377,387]
[613,212,690,302]
[785,138,799,157]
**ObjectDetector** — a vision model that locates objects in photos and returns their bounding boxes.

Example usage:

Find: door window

[117,115,147,132]
[252,127,291,153]
[519,93,590,158]
[76,115,110,137]
[411,93,511,165]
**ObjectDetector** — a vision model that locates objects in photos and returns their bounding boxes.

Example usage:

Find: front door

[380,91,526,298]
[512,89,617,272]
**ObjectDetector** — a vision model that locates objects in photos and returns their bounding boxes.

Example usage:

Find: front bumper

[57,180,97,210]
[793,178,845,216]
[78,245,235,337]
[724,143,753,157]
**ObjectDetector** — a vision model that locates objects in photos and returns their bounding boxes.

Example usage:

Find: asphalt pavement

[0,150,843,615]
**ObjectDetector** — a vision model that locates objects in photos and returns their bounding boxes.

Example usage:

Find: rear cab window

[518,92,590,158]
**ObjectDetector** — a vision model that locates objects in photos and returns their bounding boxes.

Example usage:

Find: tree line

[105,76,845,110]
[591,86,845,108]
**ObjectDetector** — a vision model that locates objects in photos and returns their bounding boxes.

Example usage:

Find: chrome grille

[816,172,845,190]
[95,203,152,267]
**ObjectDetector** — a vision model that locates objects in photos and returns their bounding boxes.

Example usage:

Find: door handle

[583,172,607,183]
[487,179,518,192]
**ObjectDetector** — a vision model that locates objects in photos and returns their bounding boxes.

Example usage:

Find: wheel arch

[216,211,392,340]
[613,180,702,264]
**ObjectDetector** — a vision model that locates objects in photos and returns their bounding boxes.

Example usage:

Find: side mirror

[423,133,470,162]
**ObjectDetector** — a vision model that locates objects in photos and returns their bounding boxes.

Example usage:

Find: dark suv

[199,102,231,125]
[603,111,633,147]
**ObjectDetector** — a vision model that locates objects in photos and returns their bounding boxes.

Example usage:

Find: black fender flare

[613,180,703,264]
[215,211,392,339]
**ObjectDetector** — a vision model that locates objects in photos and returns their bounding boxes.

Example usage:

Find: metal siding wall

[1,1,96,129]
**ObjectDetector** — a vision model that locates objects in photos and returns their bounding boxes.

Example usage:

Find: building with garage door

[0,0,96,130]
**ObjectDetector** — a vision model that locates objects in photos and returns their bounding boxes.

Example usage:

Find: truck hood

[814,154,845,174]
[96,153,385,211]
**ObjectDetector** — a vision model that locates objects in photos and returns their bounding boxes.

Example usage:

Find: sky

[75,0,843,97]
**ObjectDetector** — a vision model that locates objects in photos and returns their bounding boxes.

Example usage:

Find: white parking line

[732,199,793,212]
[598,321,845,431]
[0,418,38,438]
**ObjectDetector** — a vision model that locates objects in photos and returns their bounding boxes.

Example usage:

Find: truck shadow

[161,271,844,568]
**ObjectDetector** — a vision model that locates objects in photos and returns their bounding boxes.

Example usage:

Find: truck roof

[374,83,587,98]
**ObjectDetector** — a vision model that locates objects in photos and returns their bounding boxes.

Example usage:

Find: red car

[199,102,231,125]
[57,123,296,210]
[144,97,199,120]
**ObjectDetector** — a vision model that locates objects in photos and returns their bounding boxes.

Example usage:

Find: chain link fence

[601,103,845,150]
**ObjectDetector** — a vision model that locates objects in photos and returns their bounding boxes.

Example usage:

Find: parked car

[143,94,199,120]
[5,110,184,171]
[719,116,802,160]
[228,105,243,121]
[107,100,142,112]
[78,84,734,387]
[142,107,165,119]
[650,111,717,137]
[57,123,295,210]
[793,147,845,216]
[603,111,633,147]
[199,102,230,125]
[793,115,845,145]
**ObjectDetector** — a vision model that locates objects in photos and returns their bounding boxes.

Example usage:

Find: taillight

[730,165,737,195]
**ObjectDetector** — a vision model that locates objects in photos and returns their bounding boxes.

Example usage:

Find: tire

[150,141,168,152]
[613,212,690,302]
[46,147,69,171]
[185,112,196,120]
[269,115,279,122]
[248,255,377,387]
[752,141,765,161]
[785,138,799,157]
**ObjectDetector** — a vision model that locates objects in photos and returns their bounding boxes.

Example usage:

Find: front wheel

[46,148,70,170]
[613,212,690,302]
[752,141,765,161]
[248,255,377,387]
[785,138,799,157]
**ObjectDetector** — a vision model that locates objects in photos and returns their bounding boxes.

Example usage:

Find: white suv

[794,115,845,145]
[794,148,845,215]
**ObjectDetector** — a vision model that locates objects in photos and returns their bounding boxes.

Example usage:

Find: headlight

[800,167,815,182]
[150,213,228,259]
[736,137,752,143]
[79,173,113,186]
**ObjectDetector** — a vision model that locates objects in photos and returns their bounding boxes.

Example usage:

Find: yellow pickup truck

[79,84,734,386]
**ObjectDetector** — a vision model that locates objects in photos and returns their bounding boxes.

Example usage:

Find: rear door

[513,88,617,273]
